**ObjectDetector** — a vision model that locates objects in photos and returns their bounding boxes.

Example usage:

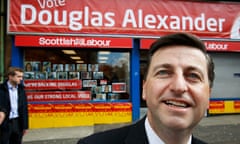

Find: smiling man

[78,33,215,144]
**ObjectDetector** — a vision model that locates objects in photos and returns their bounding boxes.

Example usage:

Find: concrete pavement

[193,115,240,144]
[23,109,240,144]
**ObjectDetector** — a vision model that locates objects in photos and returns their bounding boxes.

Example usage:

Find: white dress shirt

[8,82,19,119]
[145,117,192,144]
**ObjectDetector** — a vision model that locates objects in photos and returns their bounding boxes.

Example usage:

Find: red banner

[28,103,132,113]
[24,79,82,90]
[234,101,240,109]
[27,91,91,102]
[28,104,53,113]
[209,101,225,109]
[112,103,132,112]
[28,103,93,113]
[141,39,240,52]
[28,102,132,128]
[15,36,132,48]
[73,103,93,112]
[8,0,240,39]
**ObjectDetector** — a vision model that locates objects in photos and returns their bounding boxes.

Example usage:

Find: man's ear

[142,80,146,100]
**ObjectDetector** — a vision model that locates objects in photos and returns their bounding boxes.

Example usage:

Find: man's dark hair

[7,67,24,76]
[145,32,215,88]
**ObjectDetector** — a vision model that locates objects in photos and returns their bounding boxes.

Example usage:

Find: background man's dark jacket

[0,80,29,131]
[78,117,207,144]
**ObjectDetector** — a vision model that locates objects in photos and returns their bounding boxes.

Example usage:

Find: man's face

[9,71,23,86]
[142,46,210,131]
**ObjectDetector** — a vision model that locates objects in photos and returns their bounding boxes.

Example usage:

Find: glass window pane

[24,49,130,101]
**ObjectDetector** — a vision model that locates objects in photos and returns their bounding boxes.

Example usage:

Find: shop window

[24,49,130,102]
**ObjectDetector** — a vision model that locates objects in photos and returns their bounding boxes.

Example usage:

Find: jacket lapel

[192,136,207,144]
[125,117,149,144]
[124,116,206,144]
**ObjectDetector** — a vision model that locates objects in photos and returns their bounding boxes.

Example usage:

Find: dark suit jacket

[0,80,29,131]
[78,117,207,144]
[0,107,6,114]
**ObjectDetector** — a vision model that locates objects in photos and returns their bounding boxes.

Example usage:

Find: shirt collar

[145,117,192,144]
[7,81,18,89]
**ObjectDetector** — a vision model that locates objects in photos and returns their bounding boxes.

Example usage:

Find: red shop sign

[140,39,240,52]
[15,36,132,48]
[8,0,240,39]
[209,101,225,109]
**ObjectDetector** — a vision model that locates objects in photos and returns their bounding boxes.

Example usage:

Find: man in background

[0,67,29,144]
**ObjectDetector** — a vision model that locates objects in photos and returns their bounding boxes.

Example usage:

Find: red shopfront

[7,0,240,128]
[14,36,135,128]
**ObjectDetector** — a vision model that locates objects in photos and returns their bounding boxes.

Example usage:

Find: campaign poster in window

[24,61,33,72]
[100,79,108,85]
[47,72,57,79]
[58,64,64,71]
[93,72,103,79]
[91,86,101,94]
[101,85,112,93]
[76,64,87,71]
[81,72,92,79]
[68,72,79,79]
[88,64,98,72]
[65,64,75,72]
[42,61,51,72]
[52,64,64,72]
[24,72,35,79]
[82,80,97,87]
[32,61,41,72]
[35,72,47,80]
[112,83,126,93]
[57,72,68,79]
